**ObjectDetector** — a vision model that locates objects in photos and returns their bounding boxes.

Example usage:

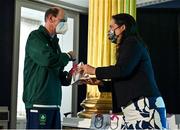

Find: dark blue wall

[137,8,180,113]
[142,0,180,9]
[0,0,15,107]
[77,14,88,112]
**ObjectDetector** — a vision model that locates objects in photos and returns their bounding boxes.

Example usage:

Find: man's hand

[67,51,76,61]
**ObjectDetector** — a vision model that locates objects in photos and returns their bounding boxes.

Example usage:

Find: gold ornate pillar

[78,0,136,118]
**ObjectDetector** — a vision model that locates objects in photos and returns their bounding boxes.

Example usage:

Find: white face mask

[56,22,68,34]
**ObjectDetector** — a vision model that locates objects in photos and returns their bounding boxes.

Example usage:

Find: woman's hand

[85,78,103,85]
[80,64,96,75]
[79,64,103,85]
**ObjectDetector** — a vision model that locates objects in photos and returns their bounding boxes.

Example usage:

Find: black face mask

[108,26,120,44]
[108,29,117,43]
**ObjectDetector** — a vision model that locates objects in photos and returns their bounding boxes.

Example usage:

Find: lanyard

[69,63,78,76]
[110,114,119,130]
[93,113,119,129]
[94,114,104,129]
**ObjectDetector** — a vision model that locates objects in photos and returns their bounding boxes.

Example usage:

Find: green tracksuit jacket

[23,25,71,108]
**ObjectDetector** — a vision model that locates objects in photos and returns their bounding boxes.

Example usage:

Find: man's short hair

[44,7,59,22]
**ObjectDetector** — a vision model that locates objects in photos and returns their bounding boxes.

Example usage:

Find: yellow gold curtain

[88,0,136,67]
[79,0,136,118]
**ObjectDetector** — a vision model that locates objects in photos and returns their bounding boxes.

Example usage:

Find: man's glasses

[60,19,66,22]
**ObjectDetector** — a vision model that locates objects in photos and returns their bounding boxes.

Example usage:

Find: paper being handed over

[71,62,90,86]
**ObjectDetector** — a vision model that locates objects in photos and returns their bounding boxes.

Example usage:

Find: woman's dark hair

[112,13,147,59]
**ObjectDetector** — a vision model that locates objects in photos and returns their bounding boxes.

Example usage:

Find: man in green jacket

[23,7,75,129]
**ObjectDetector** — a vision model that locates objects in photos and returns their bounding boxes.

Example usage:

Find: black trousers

[26,107,61,129]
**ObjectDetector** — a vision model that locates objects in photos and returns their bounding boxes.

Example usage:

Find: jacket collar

[38,25,59,43]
